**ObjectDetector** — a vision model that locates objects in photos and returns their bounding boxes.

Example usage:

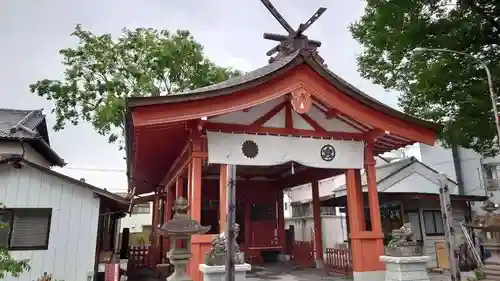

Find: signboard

[435,242,449,269]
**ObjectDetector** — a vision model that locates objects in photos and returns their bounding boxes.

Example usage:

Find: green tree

[0,204,30,278]
[350,0,500,156]
[30,25,241,149]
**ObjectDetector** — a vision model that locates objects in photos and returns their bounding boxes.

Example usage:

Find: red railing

[324,248,352,276]
[128,245,151,269]
[292,241,314,268]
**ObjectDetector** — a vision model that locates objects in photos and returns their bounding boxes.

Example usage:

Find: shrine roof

[126,50,439,131]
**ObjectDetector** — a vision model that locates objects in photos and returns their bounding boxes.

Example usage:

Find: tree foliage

[30,25,241,148]
[0,204,30,279]
[350,0,500,156]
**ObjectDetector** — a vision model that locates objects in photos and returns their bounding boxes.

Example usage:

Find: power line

[58,166,126,173]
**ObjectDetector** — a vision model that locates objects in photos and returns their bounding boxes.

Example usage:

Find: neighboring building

[0,108,64,167]
[0,108,128,281]
[419,141,500,213]
[286,157,485,268]
[116,192,153,245]
[117,192,152,233]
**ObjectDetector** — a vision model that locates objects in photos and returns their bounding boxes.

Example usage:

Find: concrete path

[126,263,475,281]
[246,262,474,281]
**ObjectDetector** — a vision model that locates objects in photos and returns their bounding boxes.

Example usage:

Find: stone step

[484,265,500,272]
[483,269,500,277]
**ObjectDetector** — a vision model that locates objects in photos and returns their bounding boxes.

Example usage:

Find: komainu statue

[386,223,422,257]
[388,223,415,247]
[204,223,245,265]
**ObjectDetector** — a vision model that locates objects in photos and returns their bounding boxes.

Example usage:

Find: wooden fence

[292,241,315,268]
[324,248,352,276]
[128,244,151,269]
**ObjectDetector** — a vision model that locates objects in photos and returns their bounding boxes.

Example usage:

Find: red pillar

[162,186,174,257]
[151,195,160,266]
[346,142,385,281]
[175,176,184,198]
[311,180,324,268]
[277,188,285,252]
[364,142,384,266]
[190,157,203,221]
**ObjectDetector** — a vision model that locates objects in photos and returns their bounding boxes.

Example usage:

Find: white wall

[419,142,458,182]
[119,202,152,233]
[285,215,347,252]
[419,141,491,213]
[0,141,51,167]
[0,164,100,281]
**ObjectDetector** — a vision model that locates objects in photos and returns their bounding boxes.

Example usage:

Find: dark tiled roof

[126,51,303,107]
[0,108,64,166]
[0,108,45,140]
[125,50,439,131]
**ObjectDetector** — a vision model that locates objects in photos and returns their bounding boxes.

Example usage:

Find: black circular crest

[320,144,336,162]
[242,140,259,159]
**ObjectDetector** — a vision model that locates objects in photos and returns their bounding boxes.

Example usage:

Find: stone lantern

[157,197,210,281]
[466,198,500,280]
[379,223,430,281]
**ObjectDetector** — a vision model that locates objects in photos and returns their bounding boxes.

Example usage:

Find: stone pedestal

[380,255,430,281]
[483,240,500,280]
[199,264,251,281]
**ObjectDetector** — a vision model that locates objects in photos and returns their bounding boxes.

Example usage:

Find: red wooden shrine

[124,49,439,281]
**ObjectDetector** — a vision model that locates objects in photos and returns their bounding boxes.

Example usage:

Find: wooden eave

[127,49,440,133]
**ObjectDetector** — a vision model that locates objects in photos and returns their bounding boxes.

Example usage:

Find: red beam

[285,102,293,129]
[279,168,342,188]
[326,109,340,119]
[160,141,191,190]
[300,113,327,132]
[251,101,287,127]
[364,129,385,141]
[204,122,364,141]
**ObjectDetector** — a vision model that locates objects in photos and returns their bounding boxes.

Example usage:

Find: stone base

[380,255,430,281]
[353,270,385,281]
[199,264,251,281]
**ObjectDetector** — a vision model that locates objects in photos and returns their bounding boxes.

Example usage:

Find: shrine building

[123,3,440,281]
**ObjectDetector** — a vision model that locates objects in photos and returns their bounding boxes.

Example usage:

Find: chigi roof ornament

[261,0,327,65]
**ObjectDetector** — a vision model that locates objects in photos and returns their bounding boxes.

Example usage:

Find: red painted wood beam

[251,101,287,127]
[285,102,293,129]
[160,141,191,189]
[326,109,340,119]
[364,129,386,142]
[204,122,364,141]
[299,113,327,132]
[278,168,342,188]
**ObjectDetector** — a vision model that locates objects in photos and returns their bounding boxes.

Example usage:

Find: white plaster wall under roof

[207,96,362,133]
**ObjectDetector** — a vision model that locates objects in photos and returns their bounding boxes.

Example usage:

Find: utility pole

[438,173,460,281]
[225,165,237,281]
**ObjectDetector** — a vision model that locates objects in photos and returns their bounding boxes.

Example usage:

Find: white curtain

[206,131,364,169]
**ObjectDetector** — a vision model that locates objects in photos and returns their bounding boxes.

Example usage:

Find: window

[132,204,150,214]
[423,211,445,236]
[291,203,312,217]
[0,208,52,250]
